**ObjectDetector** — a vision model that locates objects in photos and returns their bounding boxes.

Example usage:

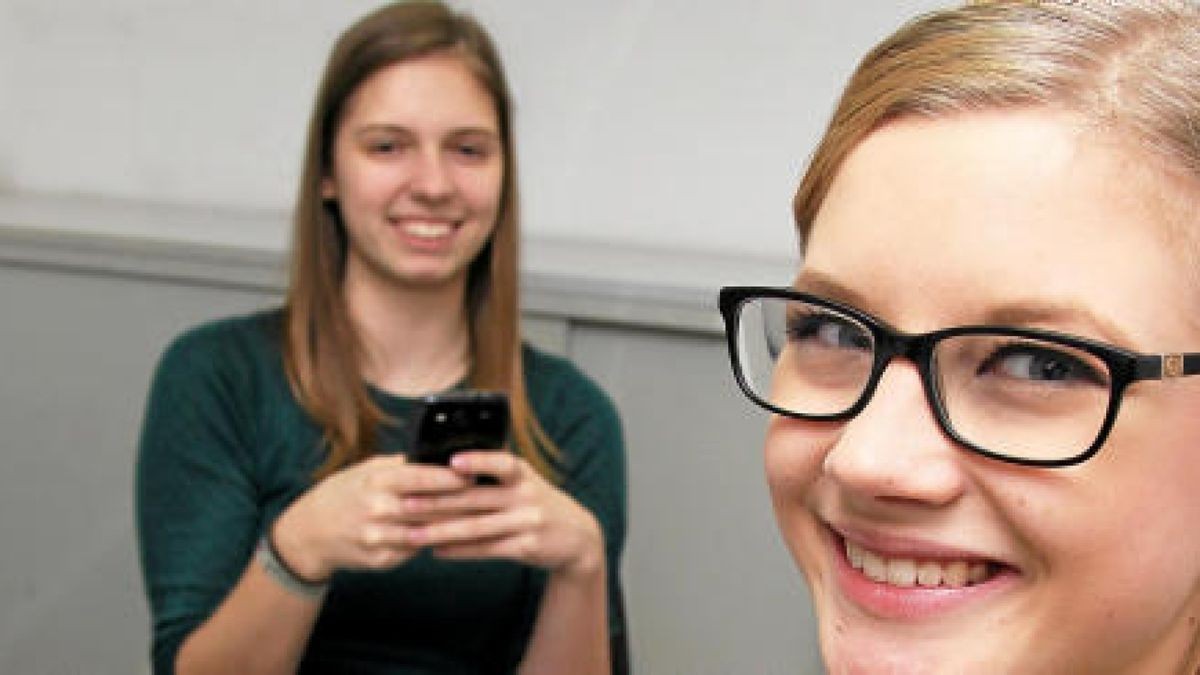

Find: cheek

[338,164,390,205]
[764,416,837,517]
[1097,405,1200,592]
[764,417,843,599]
[989,403,1200,664]
[467,168,504,216]
[328,143,393,208]
[1077,399,1200,561]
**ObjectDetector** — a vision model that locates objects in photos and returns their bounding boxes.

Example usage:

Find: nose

[409,149,454,202]
[822,359,966,509]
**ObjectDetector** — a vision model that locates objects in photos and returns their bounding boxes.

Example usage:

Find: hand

[400,451,605,580]
[270,455,472,582]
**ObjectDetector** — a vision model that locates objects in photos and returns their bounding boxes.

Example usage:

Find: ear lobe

[320,176,337,200]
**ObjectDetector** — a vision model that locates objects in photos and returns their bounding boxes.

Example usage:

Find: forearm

[174,559,323,675]
[519,547,610,675]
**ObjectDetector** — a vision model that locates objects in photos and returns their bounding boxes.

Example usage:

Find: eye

[786,310,871,351]
[980,342,1107,386]
[456,143,483,157]
[446,131,499,164]
[450,141,495,163]
[364,137,407,156]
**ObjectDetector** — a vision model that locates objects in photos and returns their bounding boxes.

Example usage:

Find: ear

[320,176,337,200]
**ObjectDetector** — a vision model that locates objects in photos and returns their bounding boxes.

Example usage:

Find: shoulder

[155,308,284,385]
[140,308,290,473]
[521,343,624,474]
[146,308,288,432]
[161,308,283,365]
[521,343,620,430]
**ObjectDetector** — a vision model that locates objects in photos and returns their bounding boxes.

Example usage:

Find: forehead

[802,110,1199,347]
[340,51,498,130]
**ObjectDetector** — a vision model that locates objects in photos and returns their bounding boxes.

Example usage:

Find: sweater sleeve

[557,380,628,641]
[135,322,264,674]
[528,350,629,649]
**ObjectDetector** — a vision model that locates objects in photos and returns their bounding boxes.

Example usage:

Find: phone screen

[408,391,510,466]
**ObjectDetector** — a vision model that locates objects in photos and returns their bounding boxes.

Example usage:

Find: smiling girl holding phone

[136,3,627,673]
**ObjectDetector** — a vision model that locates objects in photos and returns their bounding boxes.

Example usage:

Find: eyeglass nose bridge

[855,328,947,421]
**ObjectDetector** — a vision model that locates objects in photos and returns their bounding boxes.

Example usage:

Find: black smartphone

[408,390,510,466]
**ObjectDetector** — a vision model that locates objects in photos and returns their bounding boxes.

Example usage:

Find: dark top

[135,309,627,674]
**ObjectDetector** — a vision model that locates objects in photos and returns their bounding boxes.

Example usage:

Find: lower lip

[828,529,1020,621]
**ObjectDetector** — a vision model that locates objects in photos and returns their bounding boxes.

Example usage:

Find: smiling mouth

[402,221,454,239]
[844,539,1000,589]
[390,217,461,240]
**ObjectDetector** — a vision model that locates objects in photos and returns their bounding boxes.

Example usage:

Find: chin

[817,619,995,675]
[390,264,470,290]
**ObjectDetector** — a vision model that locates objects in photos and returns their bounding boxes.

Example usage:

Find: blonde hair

[284,1,558,480]
[794,0,1200,246]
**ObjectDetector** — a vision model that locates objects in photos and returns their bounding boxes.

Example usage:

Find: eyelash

[453,143,490,159]
[366,139,406,155]
[978,341,1108,386]
[360,140,493,160]
[787,312,870,348]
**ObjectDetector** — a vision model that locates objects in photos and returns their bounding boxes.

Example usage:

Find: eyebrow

[793,270,873,310]
[982,303,1134,347]
[352,124,499,138]
[794,269,1135,347]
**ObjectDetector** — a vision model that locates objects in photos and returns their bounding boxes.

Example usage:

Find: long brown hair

[794,0,1200,247]
[283,0,558,480]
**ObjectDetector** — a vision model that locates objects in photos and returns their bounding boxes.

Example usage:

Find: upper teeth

[402,221,453,238]
[845,540,992,588]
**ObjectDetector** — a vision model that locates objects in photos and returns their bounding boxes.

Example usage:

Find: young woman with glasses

[135,2,626,672]
[720,1,1200,672]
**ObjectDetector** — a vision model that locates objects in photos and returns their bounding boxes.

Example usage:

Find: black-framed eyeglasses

[719,286,1200,467]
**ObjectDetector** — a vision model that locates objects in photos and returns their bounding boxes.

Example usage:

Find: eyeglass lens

[735,297,1113,462]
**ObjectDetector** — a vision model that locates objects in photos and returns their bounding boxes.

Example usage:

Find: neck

[344,271,472,397]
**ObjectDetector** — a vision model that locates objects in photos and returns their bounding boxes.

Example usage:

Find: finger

[401,485,513,519]
[362,460,471,496]
[355,522,421,550]
[408,507,541,547]
[430,533,539,562]
[355,543,419,570]
[449,451,523,484]
[359,489,420,522]
[364,453,407,467]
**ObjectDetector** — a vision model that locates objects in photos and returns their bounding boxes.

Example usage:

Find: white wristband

[255,534,329,601]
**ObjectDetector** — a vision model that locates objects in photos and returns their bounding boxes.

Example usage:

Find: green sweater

[135,310,627,674]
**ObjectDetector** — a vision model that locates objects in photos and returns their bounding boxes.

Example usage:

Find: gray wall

[1,0,944,264]
[0,252,279,675]
[0,223,817,674]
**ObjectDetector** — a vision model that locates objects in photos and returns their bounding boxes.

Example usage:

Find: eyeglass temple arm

[1134,353,1200,380]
